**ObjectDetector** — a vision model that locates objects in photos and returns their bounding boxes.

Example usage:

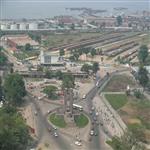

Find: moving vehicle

[74,141,82,146]
[73,104,83,111]
[90,130,94,136]
[54,132,58,137]
[82,94,86,99]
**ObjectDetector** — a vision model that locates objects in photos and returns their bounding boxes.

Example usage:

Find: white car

[90,130,94,136]
[74,141,82,146]
[82,94,86,99]
[54,132,58,137]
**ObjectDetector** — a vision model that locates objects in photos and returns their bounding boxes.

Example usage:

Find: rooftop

[7,35,39,46]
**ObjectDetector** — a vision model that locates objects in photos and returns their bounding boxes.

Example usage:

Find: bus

[73,104,83,111]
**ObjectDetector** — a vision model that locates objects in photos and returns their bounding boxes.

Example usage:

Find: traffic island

[49,113,66,128]
[74,113,89,128]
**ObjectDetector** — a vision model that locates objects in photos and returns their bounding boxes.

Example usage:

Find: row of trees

[0,73,31,150]
[0,46,7,66]
[137,45,149,89]
[68,47,97,61]
[81,62,99,74]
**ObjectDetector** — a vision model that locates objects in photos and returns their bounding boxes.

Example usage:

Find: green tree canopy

[4,73,26,106]
[81,64,92,73]
[0,47,7,66]
[90,48,97,57]
[55,70,63,80]
[0,106,30,150]
[138,45,148,64]
[62,73,75,89]
[43,85,58,99]
[25,43,31,51]
[71,23,75,30]
[116,16,123,26]
[59,49,65,56]
[138,66,149,88]
[92,62,99,73]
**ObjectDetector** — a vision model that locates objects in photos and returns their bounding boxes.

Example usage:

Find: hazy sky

[1,0,150,19]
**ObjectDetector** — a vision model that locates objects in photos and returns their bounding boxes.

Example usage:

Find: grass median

[49,113,66,128]
[74,113,89,128]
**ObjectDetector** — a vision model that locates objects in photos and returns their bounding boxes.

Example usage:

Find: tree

[0,77,3,101]
[138,66,149,88]
[28,33,41,43]
[4,73,26,106]
[81,64,91,73]
[62,73,75,89]
[90,48,97,58]
[59,49,65,56]
[43,85,58,99]
[138,45,148,64]
[107,131,145,150]
[25,43,31,51]
[116,16,123,26]
[45,70,54,79]
[55,70,63,80]
[0,106,30,150]
[71,23,75,30]
[0,47,7,66]
[92,62,99,73]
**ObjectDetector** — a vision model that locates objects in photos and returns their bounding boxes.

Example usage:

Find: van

[82,94,86,99]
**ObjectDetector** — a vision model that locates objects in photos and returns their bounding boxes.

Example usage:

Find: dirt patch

[103,74,137,92]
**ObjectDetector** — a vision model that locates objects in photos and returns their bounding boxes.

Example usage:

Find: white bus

[73,104,83,111]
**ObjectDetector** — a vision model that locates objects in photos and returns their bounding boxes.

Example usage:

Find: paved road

[27,93,72,150]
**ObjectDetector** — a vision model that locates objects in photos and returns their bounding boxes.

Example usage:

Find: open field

[42,32,103,48]
[104,73,150,143]
[105,94,128,110]
[120,96,150,143]
[103,74,137,92]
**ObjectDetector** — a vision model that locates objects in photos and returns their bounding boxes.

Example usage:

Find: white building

[0,24,7,30]
[10,24,18,30]
[19,23,27,30]
[40,50,60,65]
[28,23,38,30]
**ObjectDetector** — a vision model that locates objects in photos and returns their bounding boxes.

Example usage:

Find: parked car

[74,141,82,146]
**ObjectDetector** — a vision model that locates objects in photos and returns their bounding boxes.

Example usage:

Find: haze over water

[1,0,150,19]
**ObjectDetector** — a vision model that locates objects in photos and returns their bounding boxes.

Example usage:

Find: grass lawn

[105,94,128,110]
[49,113,66,128]
[42,32,102,48]
[74,113,89,128]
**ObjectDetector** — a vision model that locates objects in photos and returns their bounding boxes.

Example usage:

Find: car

[91,106,95,111]
[93,116,97,121]
[90,130,94,136]
[94,132,98,136]
[54,127,57,130]
[47,110,51,114]
[82,94,86,99]
[74,141,82,146]
[34,111,37,115]
[89,111,92,115]
[96,112,99,116]
[54,132,58,137]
